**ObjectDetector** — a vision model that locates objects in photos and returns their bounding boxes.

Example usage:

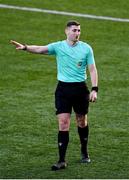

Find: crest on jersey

[77,61,82,67]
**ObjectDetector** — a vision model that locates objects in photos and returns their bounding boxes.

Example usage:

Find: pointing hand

[10,40,26,50]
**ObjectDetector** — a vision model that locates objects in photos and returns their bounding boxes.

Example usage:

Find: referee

[11,20,98,171]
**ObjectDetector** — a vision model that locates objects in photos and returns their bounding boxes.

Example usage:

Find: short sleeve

[87,46,95,65]
[47,42,60,55]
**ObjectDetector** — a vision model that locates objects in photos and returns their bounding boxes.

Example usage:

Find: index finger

[10,40,21,46]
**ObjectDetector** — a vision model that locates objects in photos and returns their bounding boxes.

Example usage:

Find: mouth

[76,36,79,39]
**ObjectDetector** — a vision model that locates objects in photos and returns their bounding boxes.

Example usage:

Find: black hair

[66,20,80,27]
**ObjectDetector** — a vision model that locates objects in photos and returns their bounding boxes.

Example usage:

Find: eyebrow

[72,29,81,31]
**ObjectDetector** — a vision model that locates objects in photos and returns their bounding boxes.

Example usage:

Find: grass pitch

[0,0,129,178]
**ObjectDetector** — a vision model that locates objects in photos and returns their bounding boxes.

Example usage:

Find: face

[65,25,81,43]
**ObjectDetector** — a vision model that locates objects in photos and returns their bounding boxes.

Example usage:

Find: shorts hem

[56,111,72,115]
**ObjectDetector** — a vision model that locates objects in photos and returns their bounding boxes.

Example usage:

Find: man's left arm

[88,64,98,102]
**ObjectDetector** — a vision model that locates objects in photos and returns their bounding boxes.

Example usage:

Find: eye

[72,29,81,32]
[73,29,77,32]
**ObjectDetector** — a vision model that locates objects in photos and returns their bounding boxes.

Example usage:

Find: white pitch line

[0,3,129,23]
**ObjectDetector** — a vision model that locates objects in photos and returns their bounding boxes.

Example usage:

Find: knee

[76,114,88,128]
[59,117,70,131]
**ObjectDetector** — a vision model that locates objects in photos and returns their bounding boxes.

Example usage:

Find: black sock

[58,131,69,162]
[78,125,89,157]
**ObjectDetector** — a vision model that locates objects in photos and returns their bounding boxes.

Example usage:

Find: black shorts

[55,81,90,115]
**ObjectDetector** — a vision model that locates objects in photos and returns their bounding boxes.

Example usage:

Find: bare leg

[76,114,88,128]
[57,113,71,131]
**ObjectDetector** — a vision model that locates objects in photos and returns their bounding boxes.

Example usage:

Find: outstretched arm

[10,40,48,54]
[88,64,98,102]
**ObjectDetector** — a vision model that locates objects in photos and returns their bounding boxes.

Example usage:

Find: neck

[66,39,78,46]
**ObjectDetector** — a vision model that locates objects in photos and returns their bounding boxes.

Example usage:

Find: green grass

[1,0,129,18]
[0,0,129,178]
